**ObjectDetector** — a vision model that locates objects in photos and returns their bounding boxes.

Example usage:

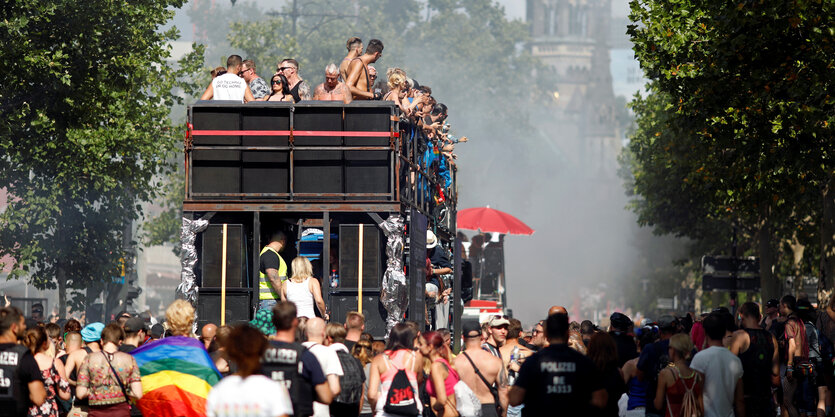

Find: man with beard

[0,306,46,416]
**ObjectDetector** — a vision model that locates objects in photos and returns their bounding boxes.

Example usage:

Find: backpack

[669,367,703,417]
[383,354,420,416]
[334,349,365,404]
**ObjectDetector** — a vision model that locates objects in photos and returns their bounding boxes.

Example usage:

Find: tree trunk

[822,175,835,306]
[56,265,67,319]
[759,210,780,301]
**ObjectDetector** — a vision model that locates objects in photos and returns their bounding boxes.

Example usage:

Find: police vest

[0,344,32,410]
[259,246,287,300]
[262,341,313,417]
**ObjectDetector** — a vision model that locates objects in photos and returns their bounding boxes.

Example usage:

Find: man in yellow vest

[259,231,288,311]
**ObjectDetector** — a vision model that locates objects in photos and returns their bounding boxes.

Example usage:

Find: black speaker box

[201,224,245,288]
[329,293,387,339]
[191,105,242,195]
[344,106,391,198]
[197,288,252,328]
[408,211,428,324]
[293,104,344,196]
[339,225,381,290]
[241,105,291,196]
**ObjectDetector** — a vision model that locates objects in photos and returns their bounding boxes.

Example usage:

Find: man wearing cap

[609,312,638,367]
[426,230,452,330]
[637,315,679,417]
[509,313,607,415]
[259,231,288,312]
[483,315,509,359]
[119,317,146,353]
[455,322,507,417]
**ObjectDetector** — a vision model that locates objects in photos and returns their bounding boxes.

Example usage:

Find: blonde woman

[166,299,196,337]
[281,257,327,319]
[654,333,703,417]
[383,68,411,115]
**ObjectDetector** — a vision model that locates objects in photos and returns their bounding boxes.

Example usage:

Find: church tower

[527,0,620,179]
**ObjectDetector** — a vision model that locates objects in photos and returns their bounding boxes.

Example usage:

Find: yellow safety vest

[259,246,287,300]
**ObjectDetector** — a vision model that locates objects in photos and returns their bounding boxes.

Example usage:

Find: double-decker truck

[179,100,463,345]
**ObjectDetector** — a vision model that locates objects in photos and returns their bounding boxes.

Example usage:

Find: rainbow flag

[131,336,222,417]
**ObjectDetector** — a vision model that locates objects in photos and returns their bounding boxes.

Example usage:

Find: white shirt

[211,73,248,102]
[206,374,293,417]
[690,346,744,417]
[302,342,344,417]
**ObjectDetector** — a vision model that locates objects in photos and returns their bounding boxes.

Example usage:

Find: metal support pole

[731,223,738,316]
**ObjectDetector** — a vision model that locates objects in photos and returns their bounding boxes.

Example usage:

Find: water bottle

[330,269,339,288]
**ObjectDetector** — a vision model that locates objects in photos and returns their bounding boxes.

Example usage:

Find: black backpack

[383,356,419,416]
[334,349,365,404]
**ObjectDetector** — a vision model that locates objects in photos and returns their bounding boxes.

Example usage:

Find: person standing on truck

[277,59,311,102]
[339,37,362,82]
[345,39,384,100]
[259,232,288,312]
[199,54,255,103]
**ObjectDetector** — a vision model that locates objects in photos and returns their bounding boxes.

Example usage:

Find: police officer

[262,301,332,417]
[509,313,607,416]
[0,306,46,417]
[259,232,288,311]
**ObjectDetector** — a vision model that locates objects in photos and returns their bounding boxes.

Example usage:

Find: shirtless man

[345,39,384,100]
[339,37,362,81]
[313,63,352,103]
[455,322,507,417]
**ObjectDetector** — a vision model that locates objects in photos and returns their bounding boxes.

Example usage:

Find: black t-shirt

[118,344,137,353]
[515,343,604,416]
[260,250,281,275]
[611,332,638,368]
[0,343,44,417]
[428,247,452,269]
[343,340,356,352]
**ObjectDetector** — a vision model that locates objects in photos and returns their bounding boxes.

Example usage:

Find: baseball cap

[462,321,481,338]
[766,299,780,309]
[657,315,679,331]
[124,317,146,333]
[488,315,510,328]
[81,322,105,342]
[610,312,632,331]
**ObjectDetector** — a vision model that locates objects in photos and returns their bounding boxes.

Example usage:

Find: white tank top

[211,73,247,102]
[285,278,316,318]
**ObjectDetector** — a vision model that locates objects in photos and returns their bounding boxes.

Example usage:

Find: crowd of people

[4,293,835,417]
[198,37,465,211]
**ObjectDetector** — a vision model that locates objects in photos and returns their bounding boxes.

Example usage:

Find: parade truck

[179,100,464,345]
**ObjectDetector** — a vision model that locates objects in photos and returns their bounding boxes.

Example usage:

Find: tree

[0,0,204,314]
[627,0,835,300]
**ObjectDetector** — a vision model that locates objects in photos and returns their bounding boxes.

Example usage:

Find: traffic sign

[701,256,760,292]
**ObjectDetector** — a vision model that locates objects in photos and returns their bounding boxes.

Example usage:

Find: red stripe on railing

[191,130,399,137]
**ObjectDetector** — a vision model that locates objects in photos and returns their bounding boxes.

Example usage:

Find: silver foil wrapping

[178,217,209,307]
[380,214,407,335]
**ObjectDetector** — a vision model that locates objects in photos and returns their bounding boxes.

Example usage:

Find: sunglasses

[271,80,282,85]
[277,67,295,72]
[493,315,509,320]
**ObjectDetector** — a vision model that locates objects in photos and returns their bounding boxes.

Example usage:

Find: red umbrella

[457,207,535,235]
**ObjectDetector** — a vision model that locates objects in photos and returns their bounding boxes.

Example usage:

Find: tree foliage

[626,0,835,299]
[0,0,204,312]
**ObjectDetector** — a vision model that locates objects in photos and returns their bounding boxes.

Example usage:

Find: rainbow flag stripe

[131,336,221,417]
